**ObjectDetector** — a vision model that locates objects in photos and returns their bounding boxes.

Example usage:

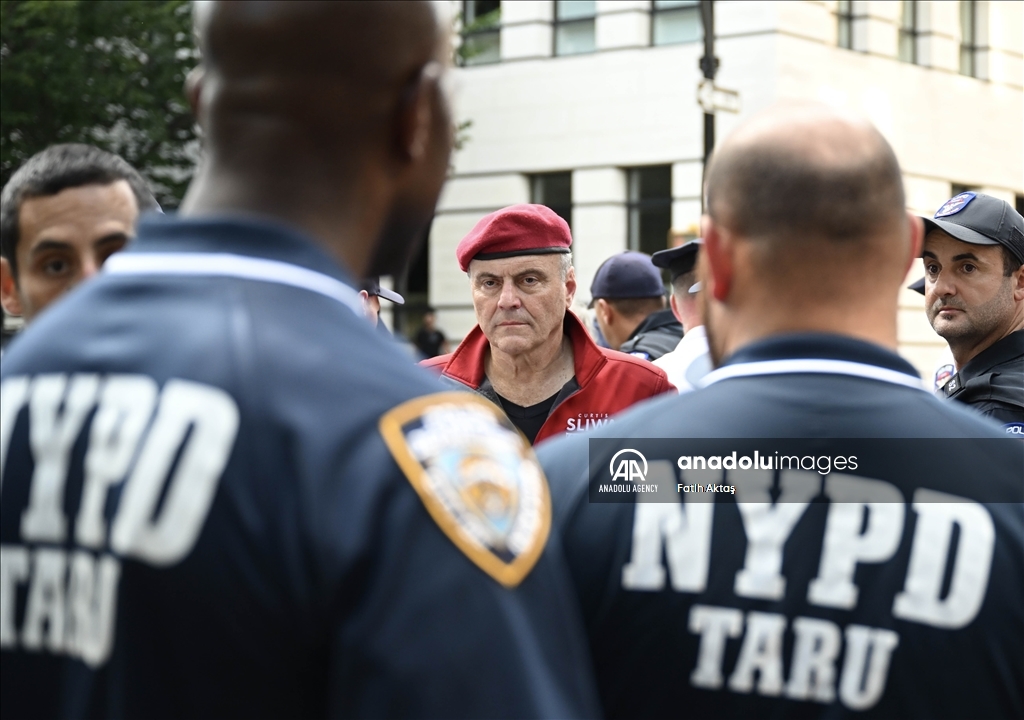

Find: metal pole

[699,0,717,212]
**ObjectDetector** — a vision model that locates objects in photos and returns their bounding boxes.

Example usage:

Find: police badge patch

[935,192,976,217]
[379,393,551,587]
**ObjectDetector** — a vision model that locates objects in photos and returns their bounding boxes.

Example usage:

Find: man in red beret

[422,203,675,444]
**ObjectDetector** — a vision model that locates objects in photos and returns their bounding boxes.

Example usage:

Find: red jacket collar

[442,311,608,390]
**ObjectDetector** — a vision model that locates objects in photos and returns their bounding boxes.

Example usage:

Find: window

[460,0,501,66]
[530,172,573,230]
[959,0,981,77]
[652,0,701,46]
[837,0,855,50]
[627,166,672,256]
[898,1,919,64]
[554,1,596,56]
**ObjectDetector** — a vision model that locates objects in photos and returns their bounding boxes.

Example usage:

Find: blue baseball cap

[589,251,665,307]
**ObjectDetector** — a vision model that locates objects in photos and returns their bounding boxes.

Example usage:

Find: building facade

[406,0,1022,376]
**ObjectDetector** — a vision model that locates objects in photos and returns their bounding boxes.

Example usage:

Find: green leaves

[1,1,199,207]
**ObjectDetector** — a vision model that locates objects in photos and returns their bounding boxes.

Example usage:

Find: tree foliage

[1,0,199,207]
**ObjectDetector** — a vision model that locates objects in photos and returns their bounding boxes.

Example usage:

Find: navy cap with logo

[921,192,1024,265]
[589,251,664,306]
[361,277,405,304]
[651,239,703,281]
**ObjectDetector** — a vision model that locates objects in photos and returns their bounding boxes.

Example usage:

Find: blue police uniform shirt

[0,215,600,719]
[538,333,1024,719]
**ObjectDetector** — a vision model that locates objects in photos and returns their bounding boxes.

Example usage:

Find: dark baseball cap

[589,251,664,306]
[361,277,405,304]
[651,238,703,281]
[908,277,925,295]
[920,192,1024,265]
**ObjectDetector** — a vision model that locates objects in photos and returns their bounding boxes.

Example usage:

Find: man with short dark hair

[590,250,683,360]
[0,143,158,323]
[423,204,674,445]
[1,3,599,718]
[538,104,1023,719]
[919,192,1024,426]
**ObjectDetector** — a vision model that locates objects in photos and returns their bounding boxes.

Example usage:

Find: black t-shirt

[499,391,560,444]
[415,327,446,358]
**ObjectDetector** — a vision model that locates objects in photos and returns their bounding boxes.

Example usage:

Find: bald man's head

[185,1,453,278]
[697,105,921,363]
[706,105,905,247]
[199,1,446,127]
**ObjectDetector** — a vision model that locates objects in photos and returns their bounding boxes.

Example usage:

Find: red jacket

[420,312,676,444]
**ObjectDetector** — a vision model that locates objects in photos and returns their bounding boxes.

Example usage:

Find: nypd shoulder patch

[935,192,976,218]
[379,392,550,588]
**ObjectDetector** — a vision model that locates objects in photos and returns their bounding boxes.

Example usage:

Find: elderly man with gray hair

[422,203,674,444]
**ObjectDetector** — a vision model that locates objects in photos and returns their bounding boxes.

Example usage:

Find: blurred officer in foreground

[651,238,710,392]
[920,192,1024,427]
[0,143,157,325]
[590,250,683,360]
[0,3,599,718]
[422,204,674,444]
[538,104,1023,718]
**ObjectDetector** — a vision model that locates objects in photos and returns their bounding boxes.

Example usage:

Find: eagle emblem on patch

[935,192,976,218]
[379,393,551,587]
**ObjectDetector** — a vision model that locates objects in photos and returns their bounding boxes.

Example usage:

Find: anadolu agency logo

[598,449,659,494]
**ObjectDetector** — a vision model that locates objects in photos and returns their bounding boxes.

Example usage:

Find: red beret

[456,204,572,272]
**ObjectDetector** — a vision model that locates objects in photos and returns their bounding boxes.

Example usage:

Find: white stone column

[596,0,651,50]
[571,167,628,306]
[672,161,704,233]
[501,0,554,61]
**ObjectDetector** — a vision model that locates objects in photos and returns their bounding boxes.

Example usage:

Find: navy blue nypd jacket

[538,334,1024,719]
[0,215,600,719]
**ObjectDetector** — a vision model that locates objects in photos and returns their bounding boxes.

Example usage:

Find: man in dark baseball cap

[359,276,405,336]
[920,191,1024,427]
[650,239,711,391]
[589,250,682,360]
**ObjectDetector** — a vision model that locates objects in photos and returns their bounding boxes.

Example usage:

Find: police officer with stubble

[919,192,1024,430]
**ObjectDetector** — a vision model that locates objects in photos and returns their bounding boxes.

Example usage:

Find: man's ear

[701,215,733,303]
[397,62,444,162]
[564,265,577,307]
[185,65,205,124]
[0,257,24,317]
[668,293,684,324]
[1012,261,1024,303]
[595,298,612,325]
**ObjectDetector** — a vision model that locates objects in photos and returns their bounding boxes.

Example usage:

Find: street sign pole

[699,0,717,212]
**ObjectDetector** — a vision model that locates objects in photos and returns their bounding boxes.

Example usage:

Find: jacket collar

[443,311,607,390]
[626,308,681,342]
[127,212,356,287]
[702,333,924,390]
